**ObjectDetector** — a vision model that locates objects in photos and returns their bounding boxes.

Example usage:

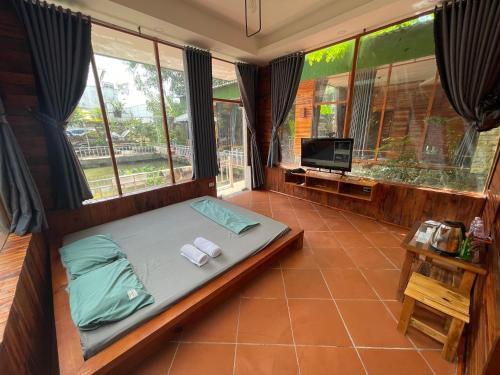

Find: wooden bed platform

[50,221,303,374]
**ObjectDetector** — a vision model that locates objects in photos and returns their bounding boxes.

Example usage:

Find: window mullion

[90,50,123,196]
[343,36,360,138]
[154,41,176,184]
[374,63,393,161]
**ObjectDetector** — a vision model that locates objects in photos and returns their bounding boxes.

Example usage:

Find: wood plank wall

[47,178,217,237]
[0,0,53,209]
[256,66,485,229]
[0,233,53,375]
[466,153,500,375]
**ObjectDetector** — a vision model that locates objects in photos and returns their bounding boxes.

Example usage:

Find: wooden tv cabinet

[284,169,378,201]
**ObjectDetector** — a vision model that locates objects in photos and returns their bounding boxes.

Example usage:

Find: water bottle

[473,218,485,239]
[469,217,479,234]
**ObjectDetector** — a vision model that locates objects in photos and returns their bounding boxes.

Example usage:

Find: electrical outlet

[209,182,215,187]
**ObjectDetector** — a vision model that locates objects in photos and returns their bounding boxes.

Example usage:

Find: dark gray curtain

[267,53,304,167]
[349,68,377,159]
[0,97,47,235]
[235,63,265,189]
[434,0,500,133]
[183,46,218,179]
[14,0,93,209]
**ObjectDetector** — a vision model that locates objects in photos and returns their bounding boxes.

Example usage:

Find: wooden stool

[397,272,470,361]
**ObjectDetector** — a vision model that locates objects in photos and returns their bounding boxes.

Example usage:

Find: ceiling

[55,0,437,64]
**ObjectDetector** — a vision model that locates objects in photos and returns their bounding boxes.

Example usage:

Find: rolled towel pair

[180,244,208,267]
[194,237,221,258]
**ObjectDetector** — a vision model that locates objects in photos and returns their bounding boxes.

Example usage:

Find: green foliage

[306,40,352,66]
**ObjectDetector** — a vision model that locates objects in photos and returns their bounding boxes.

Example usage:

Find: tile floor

[132,190,457,375]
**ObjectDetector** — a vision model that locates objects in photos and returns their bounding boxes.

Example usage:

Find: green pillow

[68,258,154,330]
[60,235,126,280]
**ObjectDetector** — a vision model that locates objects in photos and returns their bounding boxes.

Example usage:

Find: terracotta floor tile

[288,299,351,346]
[361,269,400,300]
[359,348,434,375]
[421,350,457,375]
[238,298,293,344]
[323,268,378,299]
[323,218,357,232]
[346,247,395,269]
[379,247,406,269]
[272,209,300,228]
[295,210,329,231]
[132,341,178,374]
[182,296,240,342]
[364,232,403,247]
[169,343,235,375]
[270,200,293,211]
[282,269,331,298]
[240,269,285,298]
[249,191,270,203]
[235,344,298,375]
[312,247,356,269]
[253,208,273,217]
[281,248,318,269]
[346,216,386,232]
[290,199,316,210]
[337,300,413,347]
[297,346,365,375]
[334,232,372,248]
[250,202,271,211]
[304,231,340,248]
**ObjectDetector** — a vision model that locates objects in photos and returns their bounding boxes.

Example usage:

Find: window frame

[76,22,240,203]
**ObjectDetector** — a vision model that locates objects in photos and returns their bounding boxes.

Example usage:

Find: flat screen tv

[301,138,354,172]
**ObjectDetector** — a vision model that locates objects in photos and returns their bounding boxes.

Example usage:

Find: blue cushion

[60,235,126,280]
[68,258,154,330]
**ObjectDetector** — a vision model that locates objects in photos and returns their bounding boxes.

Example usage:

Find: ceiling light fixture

[245,0,262,37]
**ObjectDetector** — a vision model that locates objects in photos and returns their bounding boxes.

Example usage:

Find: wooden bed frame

[48,182,303,374]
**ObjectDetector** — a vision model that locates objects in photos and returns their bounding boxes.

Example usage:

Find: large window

[212,59,247,196]
[68,24,246,202]
[280,15,500,193]
[279,39,354,166]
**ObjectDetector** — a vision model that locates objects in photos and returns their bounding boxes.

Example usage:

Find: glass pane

[67,66,118,200]
[214,101,246,195]
[347,14,498,192]
[157,44,192,183]
[92,25,172,194]
[212,59,240,100]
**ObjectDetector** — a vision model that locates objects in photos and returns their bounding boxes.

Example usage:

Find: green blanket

[191,199,260,234]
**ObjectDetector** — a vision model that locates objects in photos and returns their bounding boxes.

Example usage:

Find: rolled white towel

[180,244,208,267]
[194,237,222,258]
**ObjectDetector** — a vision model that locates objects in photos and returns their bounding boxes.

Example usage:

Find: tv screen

[301,138,354,172]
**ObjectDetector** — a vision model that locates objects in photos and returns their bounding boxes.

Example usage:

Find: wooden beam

[90,51,123,196]
[343,36,361,138]
[374,64,392,161]
[154,42,176,185]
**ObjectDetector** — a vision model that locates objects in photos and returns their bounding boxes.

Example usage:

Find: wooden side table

[397,222,487,302]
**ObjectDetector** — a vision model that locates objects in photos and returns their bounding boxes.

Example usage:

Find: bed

[50,192,303,374]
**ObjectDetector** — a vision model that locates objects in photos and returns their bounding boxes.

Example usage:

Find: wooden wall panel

[465,149,500,375]
[47,178,217,236]
[265,167,484,228]
[0,233,53,375]
[293,80,315,153]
